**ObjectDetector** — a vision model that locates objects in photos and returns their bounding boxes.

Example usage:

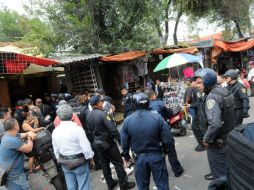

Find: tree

[179,0,254,39]
[0,8,59,56]
[0,10,25,41]
[25,0,159,54]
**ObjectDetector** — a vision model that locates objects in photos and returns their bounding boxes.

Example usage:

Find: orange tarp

[100,51,146,62]
[153,47,198,54]
[213,39,254,52]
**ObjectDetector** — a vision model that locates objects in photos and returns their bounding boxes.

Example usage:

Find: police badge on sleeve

[207,99,215,110]
[241,88,247,94]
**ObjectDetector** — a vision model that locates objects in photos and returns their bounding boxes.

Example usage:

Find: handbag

[0,154,20,186]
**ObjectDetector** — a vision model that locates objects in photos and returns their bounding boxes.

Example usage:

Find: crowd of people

[0,62,253,190]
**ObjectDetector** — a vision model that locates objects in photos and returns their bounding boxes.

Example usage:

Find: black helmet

[194,68,217,90]
[133,93,149,110]
[223,69,238,80]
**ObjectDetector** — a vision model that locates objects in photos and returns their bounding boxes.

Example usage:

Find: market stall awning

[100,51,146,62]
[0,52,59,74]
[153,47,198,54]
[213,39,254,52]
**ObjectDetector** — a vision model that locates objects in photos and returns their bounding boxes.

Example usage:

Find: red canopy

[0,52,59,74]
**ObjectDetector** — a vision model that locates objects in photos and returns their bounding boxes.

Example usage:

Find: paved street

[29,98,254,190]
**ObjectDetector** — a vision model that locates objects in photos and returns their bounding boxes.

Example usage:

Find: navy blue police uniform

[122,93,133,118]
[121,93,172,190]
[195,68,235,179]
[87,96,135,190]
[227,81,249,125]
[223,69,250,125]
[149,99,184,177]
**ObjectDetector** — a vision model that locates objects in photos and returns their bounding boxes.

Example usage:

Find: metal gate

[68,65,98,93]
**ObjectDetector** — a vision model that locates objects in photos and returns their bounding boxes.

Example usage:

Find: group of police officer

[67,66,249,190]
[118,68,250,189]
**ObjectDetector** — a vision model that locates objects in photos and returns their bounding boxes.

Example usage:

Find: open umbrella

[153,53,202,72]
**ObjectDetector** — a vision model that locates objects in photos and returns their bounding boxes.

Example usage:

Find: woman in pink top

[54,113,82,127]
[240,70,250,89]
[53,100,82,127]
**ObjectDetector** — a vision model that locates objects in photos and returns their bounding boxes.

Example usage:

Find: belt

[60,153,84,160]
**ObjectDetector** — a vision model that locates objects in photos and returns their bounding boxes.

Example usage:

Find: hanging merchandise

[183,67,194,79]
[136,57,148,76]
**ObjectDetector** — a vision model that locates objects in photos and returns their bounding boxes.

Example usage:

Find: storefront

[0,51,61,106]
[148,47,200,81]
[211,39,254,74]
[99,51,148,106]
[55,54,102,94]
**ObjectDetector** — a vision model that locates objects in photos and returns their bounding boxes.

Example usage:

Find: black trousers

[207,146,227,179]
[192,118,204,144]
[95,142,128,188]
[235,109,244,126]
[167,138,183,174]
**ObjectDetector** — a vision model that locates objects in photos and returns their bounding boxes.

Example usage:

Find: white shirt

[52,121,94,159]
[247,68,254,82]
[221,81,228,88]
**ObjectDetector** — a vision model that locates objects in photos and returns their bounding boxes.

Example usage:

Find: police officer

[145,90,184,177]
[223,69,249,125]
[194,68,235,179]
[121,87,133,118]
[121,93,172,190]
[86,96,135,190]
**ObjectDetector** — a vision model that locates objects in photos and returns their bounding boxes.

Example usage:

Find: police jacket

[122,93,133,118]
[190,92,207,134]
[149,100,173,121]
[86,108,120,145]
[227,81,249,111]
[120,110,172,160]
[204,85,235,144]
[71,103,89,129]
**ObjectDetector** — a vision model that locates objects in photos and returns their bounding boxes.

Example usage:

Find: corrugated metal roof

[189,39,214,48]
[54,54,102,65]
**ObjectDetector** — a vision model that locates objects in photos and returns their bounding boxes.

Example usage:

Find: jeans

[189,108,196,121]
[6,173,30,190]
[95,142,128,188]
[62,163,91,190]
[135,153,169,190]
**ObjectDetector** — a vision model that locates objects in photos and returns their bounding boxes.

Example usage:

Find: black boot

[195,144,206,152]
[108,179,119,190]
[120,182,136,190]
[174,168,184,177]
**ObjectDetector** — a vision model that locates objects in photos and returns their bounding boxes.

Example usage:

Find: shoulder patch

[241,88,247,94]
[207,99,215,110]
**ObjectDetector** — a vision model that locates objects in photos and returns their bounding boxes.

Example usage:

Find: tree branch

[233,20,244,38]
[173,10,183,45]
[154,18,164,45]
[163,0,172,45]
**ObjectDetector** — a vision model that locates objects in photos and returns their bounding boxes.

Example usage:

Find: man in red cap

[247,61,254,96]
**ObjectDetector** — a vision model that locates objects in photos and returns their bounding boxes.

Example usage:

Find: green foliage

[0,8,58,56]
[0,10,25,41]
[26,0,159,54]
[179,0,254,38]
